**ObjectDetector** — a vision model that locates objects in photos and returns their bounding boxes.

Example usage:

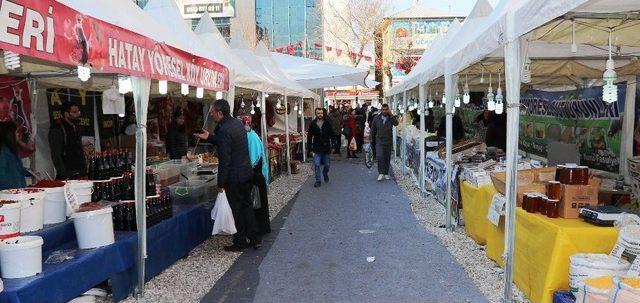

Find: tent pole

[285,95,291,175]
[261,92,268,172]
[419,83,427,197]
[444,74,458,232]
[301,97,307,163]
[392,95,398,162]
[131,76,151,298]
[402,91,408,175]
[503,34,523,303]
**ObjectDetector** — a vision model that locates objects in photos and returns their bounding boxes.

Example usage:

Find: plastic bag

[45,249,78,264]
[609,277,640,303]
[575,276,614,303]
[211,191,237,235]
[341,135,348,148]
[349,137,357,151]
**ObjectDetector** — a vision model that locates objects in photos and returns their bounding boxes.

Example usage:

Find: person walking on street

[49,101,87,180]
[307,108,333,188]
[370,103,398,181]
[345,110,359,159]
[328,106,343,154]
[194,100,260,251]
[242,116,271,235]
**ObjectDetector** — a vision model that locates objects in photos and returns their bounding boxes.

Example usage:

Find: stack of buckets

[65,180,115,250]
[0,188,47,279]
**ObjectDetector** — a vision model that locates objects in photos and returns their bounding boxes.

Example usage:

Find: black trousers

[253,165,271,235]
[226,181,259,246]
[331,134,342,153]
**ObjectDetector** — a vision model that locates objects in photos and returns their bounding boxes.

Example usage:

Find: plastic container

[163,159,198,179]
[168,180,208,204]
[190,176,217,201]
[0,236,43,279]
[0,201,21,239]
[71,207,115,249]
[0,189,46,233]
[67,181,94,204]
[569,253,630,294]
[152,163,180,187]
[33,186,67,225]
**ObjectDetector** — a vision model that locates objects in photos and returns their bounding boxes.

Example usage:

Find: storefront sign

[181,0,236,19]
[519,85,626,172]
[0,0,229,91]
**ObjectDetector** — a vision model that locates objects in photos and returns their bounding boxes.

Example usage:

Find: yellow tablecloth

[461,182,497,245]
[460,183,620,303]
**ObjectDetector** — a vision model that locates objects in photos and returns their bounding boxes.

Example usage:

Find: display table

[460,183,619,303]
[1,202,214,303]
[460,182,496,245]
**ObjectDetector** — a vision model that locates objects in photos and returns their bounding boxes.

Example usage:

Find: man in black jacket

[195,99,259,251]
[49,101,86,179]
[307,107,334,188]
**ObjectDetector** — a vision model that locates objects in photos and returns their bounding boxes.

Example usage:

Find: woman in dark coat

[242,116,271,235]
[166,110,188,159]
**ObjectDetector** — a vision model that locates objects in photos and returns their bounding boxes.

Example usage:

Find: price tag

[487,193,506,226]
[628,258,640,277]
[64,185,80,213]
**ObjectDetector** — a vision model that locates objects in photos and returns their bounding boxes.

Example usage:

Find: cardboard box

[559,178,601,219]
[516,183,547,206]
[490,167,557,195]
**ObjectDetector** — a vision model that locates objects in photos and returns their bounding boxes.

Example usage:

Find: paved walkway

[203,161,487,303]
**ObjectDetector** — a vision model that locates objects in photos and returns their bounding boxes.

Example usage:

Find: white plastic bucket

[569,254,630,294]
[71,207,114,249]
[0,189,46,233]
[0,201,21,239]
[0,236,43,279]
[33,186,67,225]
[67,181,94,204]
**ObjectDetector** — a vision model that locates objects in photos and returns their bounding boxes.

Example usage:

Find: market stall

[0,0,234,302]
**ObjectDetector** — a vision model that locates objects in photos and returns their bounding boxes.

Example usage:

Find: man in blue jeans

[307,108,334,188]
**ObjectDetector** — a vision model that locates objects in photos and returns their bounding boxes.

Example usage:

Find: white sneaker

[384,175,391,180]
[377,174,384,181]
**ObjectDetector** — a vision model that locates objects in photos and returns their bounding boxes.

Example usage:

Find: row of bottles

[112,192,173,231]
[88,148,133,181]
[92,171,159,202]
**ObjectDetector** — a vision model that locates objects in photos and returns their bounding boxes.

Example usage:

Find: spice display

[29,180,66,188]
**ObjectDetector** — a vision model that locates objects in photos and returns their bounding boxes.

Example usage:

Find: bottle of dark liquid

[146,168,156,197]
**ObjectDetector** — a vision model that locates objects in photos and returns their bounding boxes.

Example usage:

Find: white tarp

[253,42,319,99]
[271,53,370,89]
[194,13,279,93]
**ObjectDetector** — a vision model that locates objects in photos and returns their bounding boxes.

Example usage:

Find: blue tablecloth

[553,291,576,303]
[1,202,213,303]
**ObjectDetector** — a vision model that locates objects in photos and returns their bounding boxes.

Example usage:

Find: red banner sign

[0,0,229,91]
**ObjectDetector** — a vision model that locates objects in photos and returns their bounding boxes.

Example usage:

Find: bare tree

[322,0,391,67]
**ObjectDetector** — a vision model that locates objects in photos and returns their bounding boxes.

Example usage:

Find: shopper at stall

[166,109,188,160]
[437,113,466,142]
[475,110,507,150]
[194,99,260,251]
[307,107,334,188]
[0,121,31,190]
[242,117,271,235]
[49,101,87,180]
[328,106,343,154]
[370,104,398,181]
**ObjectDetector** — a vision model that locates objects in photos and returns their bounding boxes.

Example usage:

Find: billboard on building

[391,19,450,50]
[180,0,236,19]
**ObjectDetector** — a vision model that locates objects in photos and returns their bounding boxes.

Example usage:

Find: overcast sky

[391,0,500,16]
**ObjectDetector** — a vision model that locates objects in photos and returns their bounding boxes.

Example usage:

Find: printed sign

[519,85,625,172]
[0,0,229,91]
[181,0,236,19]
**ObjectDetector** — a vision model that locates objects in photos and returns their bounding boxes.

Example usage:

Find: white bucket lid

[71,206,113,219]
[67,180,94,189]
[0,236,44,252]
[0,201,21,211]
[0,189,46,201]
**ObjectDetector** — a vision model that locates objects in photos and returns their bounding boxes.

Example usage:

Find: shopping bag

[349,137,357,151]
[211,191,237,235]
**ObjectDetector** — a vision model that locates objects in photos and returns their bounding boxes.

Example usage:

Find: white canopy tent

[387,0,640,302]
[271,53,370,89]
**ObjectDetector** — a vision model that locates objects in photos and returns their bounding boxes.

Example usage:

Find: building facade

[255,0,323,60]
[379,4,463,92]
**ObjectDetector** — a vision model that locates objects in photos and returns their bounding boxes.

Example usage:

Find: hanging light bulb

[118,77,132,94]
[158,80,168,94]
[294,103,299,111]
[265,93,269,98]
[196,87,204,99]
[480,66,485,84]
[454,88,461,108]
[181,84,189,96]
[298,109,303,115]
[452,106,456,114]
[118,113,125,118]
[240,99,246,108]
[215,91,223,100]
[441,94,446,105]
[256,95,261,108]
[250,104,255,115]
[571,20,578,53]
[276,97,282,109]
[77,66,91,82]
[522,57,532,84]
[3,51,20,70]
[602,30,618,103]
[487,73,495,111]
[428,100,434,109]
[463,76,470,104]
[495,73,504,114]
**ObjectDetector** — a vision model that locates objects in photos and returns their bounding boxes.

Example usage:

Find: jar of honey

[523,193,536,213]
[546,199,560,218]
[546,181,562,200]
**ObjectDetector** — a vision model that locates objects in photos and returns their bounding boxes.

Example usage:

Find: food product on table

[29,180,65,188]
